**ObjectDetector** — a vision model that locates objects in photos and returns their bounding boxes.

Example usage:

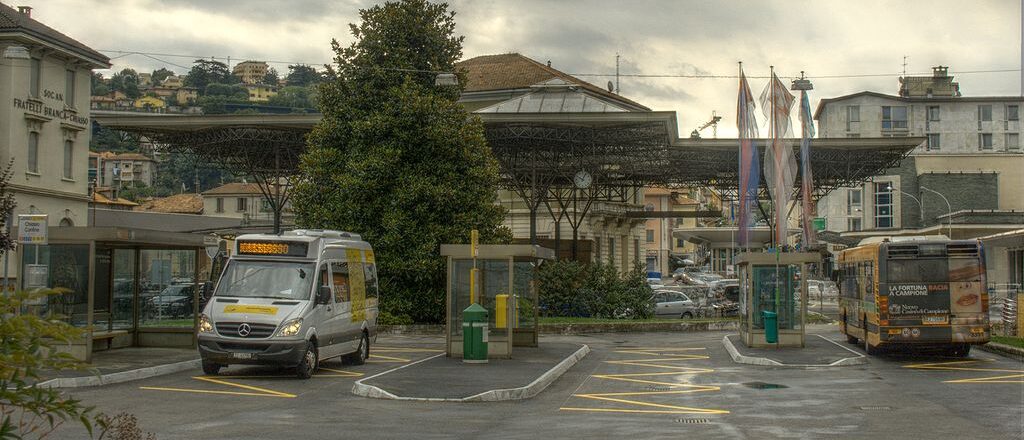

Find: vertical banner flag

[799,88,816,247]
[759,72,797,247]
[736,64,760,248]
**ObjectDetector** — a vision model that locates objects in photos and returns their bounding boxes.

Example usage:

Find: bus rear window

[887,259,948,283]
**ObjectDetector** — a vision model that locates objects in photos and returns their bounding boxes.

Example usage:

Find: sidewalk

[39,347,200,388]
[723,333,866,367]
[353,342,589,401]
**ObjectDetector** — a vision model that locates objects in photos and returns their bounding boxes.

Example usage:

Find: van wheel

[201,361,222,375]
[344,332,370,366]
[948,344,971,358]
[681,312,693,320]
[296,342,318,379]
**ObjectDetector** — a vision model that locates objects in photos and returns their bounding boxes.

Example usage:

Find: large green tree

[109,68,140,99]
[284,64,322,87]
[293,0,510,324]
[184,60,233,94]
[151,67,175,85]
[266,85,317,110]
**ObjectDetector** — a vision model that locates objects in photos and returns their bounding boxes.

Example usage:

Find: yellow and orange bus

[837,237,989,356]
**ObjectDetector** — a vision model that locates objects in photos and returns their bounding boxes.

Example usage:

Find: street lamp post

[886,185,924,227]
[920,186,952,238]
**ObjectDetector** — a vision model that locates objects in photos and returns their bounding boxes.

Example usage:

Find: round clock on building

[573,171,592,189]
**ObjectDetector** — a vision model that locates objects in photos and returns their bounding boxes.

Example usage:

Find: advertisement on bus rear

[886,283,950,316]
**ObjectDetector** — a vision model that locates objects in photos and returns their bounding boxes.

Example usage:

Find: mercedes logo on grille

[237,323,252,337]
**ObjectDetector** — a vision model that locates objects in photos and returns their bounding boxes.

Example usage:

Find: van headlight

[198,314,214,333]
[276,318,302,337]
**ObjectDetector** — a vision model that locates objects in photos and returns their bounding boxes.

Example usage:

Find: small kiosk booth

[736,252,821,348]
[441,244,554,359]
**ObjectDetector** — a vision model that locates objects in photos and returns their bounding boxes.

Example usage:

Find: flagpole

[768,65,775,250]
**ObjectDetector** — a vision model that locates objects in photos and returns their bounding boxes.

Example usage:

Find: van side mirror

[316,286,332,304]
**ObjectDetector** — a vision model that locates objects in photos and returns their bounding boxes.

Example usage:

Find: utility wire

[98,49,1020,80]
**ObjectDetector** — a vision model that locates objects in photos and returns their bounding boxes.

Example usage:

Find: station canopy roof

[93,110,924,201]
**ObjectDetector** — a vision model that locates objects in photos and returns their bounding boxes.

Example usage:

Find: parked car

[652,289,698,319]
[646,271,663,284]
[671,266,703,282]
[144,284,198,319]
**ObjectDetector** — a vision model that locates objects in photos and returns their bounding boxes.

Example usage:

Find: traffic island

[352,342,589,401]
[723,334,866,367]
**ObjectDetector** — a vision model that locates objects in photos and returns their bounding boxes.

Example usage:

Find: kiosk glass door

[750,263,800,330]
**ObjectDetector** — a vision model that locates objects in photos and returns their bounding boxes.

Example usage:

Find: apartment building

[815,66,1023,240]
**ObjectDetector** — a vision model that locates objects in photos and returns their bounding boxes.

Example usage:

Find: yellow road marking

[904,360,1024,374]
[369,354,411,362]
[562,345,727,415]
[194,376,297,397]
[577,387,720,397]
[945,373,1024,384]
[138,386,294,398]
[561,407,723,415]
[588,375,720,389]
[571,394,730,414]
[614,348,707,356]
[903,359,1024,384]
[318,368,364,377]
[373,347,444,353]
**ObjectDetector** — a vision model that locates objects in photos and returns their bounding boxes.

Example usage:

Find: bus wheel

[846,334,859,344]
[863,320,878,355]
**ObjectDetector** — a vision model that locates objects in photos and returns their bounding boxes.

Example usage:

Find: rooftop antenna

[902,55,908,77]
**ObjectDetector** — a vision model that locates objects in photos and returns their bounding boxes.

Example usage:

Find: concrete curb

[37,359,201,389]
[351,344,590,402]
[722,335,867,368]
[977,342,1024,362]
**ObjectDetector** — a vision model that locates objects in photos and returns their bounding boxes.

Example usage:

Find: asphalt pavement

[55,330,1024,440]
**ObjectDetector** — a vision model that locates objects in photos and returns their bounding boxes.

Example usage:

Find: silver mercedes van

[197,229,379,378]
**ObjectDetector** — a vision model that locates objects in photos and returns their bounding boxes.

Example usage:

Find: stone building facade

[0,4,109,230]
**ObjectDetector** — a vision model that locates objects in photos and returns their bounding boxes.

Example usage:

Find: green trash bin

[462,303,488,363]
[763,310,778,344]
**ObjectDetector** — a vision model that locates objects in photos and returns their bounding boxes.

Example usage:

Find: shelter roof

[94,111,921,201]
[457,53,649,111]
[475,79,631,113]
[0,2,109,67]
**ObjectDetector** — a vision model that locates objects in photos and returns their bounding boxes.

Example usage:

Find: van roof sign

[236,240,309,257]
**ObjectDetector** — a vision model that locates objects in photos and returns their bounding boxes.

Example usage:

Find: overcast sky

[17,0,1022,136]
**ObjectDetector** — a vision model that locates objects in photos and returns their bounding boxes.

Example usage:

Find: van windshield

[215,260,315,300]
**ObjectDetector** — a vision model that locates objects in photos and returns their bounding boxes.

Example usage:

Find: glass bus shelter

[736,252,821,348]
[441,244,554,358]
[16,227,211,361]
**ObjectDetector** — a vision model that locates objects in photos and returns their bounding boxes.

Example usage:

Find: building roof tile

[456,53,649,111]
[202,182,264,196]
[92,192,138,207]
[0,2,109,66]
[134,193,203,214]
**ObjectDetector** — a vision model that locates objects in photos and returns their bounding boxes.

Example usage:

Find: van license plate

[232,352,254,360]
[922,316,948,324]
